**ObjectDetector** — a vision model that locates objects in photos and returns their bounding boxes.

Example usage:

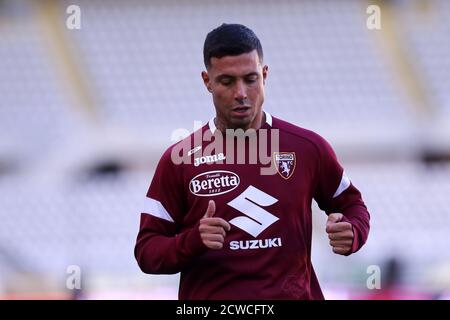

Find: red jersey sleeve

[134,147,207,274]
[313,135,370,254]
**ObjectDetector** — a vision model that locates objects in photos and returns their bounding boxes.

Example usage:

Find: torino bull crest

[273,152,296,179]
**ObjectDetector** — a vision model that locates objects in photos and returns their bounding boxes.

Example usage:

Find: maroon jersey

[135,112,370,299]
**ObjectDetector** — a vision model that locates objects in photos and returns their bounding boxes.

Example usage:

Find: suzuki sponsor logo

[229,237,282,250]
[189,170,240,197]
[228,186,279,237]
[194,153,226,167]
[226,186,283,251]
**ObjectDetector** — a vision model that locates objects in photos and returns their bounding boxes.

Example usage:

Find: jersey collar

[208,111,272,134]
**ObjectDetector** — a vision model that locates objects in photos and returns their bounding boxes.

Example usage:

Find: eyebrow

[215,72,259,81]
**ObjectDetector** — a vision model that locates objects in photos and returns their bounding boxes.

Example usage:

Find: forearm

[328,183,371,254]
[135,219,207,274]
[340,203,370,254]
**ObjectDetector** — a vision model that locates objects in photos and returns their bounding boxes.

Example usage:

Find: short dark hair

[203,23,263,69]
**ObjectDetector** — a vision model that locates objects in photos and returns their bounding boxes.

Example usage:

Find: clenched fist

[199,200,231,250]
[326,213,354,255]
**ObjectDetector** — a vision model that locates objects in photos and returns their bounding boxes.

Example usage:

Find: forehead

[209,50,261,76]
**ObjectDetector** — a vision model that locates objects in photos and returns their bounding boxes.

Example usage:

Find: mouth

[231,106,252,115]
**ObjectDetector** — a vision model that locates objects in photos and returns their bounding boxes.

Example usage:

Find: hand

[326,213,354,255]
[199,200,231,250]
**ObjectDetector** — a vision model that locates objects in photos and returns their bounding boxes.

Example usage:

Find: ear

[201,71,212,92]
[262,65,268,85]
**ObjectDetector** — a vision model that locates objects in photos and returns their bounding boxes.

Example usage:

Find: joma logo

[194,153,226,167]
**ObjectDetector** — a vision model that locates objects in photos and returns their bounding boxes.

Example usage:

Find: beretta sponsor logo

[189,170,240,196]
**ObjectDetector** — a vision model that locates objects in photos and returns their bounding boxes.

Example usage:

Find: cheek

[212,92,229,110]
[249,85,265,101]
[213,89,232,104]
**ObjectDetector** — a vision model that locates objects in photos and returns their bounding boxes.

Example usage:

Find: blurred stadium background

[1,0,449,299]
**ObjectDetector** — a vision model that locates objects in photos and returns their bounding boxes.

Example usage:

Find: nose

[234,80,247,101]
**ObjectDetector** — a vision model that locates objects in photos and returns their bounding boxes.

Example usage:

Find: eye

[245,76,258,83]
[219,78,233,86]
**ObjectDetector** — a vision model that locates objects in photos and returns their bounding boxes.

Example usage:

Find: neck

[215,111,265,133]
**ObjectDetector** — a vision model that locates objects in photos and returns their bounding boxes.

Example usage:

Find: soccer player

[134,23,370,299]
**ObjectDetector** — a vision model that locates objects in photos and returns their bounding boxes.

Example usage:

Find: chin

[229,118,253,130]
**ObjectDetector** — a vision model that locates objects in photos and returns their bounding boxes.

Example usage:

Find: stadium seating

[0,0,449,298]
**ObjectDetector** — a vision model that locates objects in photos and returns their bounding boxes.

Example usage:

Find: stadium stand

[0,0,449,299]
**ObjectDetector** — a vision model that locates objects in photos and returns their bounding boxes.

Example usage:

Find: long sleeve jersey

[135,112,370,299]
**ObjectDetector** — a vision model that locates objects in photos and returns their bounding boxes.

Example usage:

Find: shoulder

[158,124,207,167]
[271,116,334,156]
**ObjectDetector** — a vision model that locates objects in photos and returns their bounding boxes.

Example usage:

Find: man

[135,23,370,299]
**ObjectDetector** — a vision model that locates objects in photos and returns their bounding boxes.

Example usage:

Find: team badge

[273,152,296,179]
